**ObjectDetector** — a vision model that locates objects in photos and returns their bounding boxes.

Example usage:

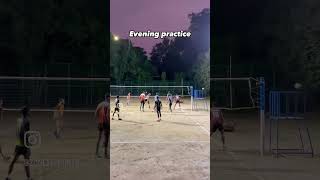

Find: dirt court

[110,97,210,180]
[0,110,108,180]
[211,110,320,180]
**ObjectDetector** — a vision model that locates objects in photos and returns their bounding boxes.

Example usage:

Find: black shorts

[114,107,120,112]
[98,122,109,131]
[176,100,180,103]
[14,145,31,159]
[141,101,145,104]
[212,123,224,133]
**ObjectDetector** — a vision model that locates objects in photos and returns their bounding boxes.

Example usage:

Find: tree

[194,50,210,94]
[150,8,210,83]
[110,34,153,82]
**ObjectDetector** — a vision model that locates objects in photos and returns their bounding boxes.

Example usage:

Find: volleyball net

[0,76,109,111]
[211,77,260,110]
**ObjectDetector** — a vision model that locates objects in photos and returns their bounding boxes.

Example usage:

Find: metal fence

[0,78,109,109]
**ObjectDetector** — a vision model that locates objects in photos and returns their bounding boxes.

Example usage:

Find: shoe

[111,117,114,120]
[5,177,11,180]
[118,118,122,120]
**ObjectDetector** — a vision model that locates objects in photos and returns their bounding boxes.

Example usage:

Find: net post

[190,86,193,111]
[259,77,265,157]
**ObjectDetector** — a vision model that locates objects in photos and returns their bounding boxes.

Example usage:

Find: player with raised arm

[211,105,226,150]
[154,96,162,122]
[112,96,121,120]
[127,92,131,106]
[6,106,32,180]
[53,98,65,139]
[139,92,146,112]
[95,95,110,158]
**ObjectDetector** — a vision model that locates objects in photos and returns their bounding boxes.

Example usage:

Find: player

[6,106,32,180]
[112,96,121,120]
[145,92,151,109]
[53,98,65,139]
[95,95,110,158]
[166,92,173,112]
[211,107,225,150]
[127,92,131,106]
[173,94,182,109]
[154,93,159,102]
[154,96,162,122]
[139,92,146,112]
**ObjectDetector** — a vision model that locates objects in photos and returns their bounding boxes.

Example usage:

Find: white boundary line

[111,141,210,144]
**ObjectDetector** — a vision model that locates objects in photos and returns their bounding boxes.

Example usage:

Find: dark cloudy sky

[110,0,210,55]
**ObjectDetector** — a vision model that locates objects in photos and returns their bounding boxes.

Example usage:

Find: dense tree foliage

[150,9,210,87]
[110,8,210,90]
[110,34,153,82]
[213,0,320,101]
[0,0,108,76]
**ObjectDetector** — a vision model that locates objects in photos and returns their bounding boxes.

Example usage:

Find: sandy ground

[211,110,320,180]
[110,98,210,180]
[0,111,108,180]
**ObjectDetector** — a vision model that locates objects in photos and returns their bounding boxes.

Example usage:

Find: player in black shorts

[6,106,32,180]
[112,96,121,120]
[154,96,162,122]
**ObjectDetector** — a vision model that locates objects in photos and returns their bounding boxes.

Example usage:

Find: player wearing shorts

[154,96,162,122]
[112,96,121,120]
[211,108,225,149]
[6,106,32,180]
[127,92,131,106]
[145,92,151,109]
[95,95,110,158]
[173,95,181,109]
[139,92,145,112]
[167,92,173,112]
[53,98,65,139]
